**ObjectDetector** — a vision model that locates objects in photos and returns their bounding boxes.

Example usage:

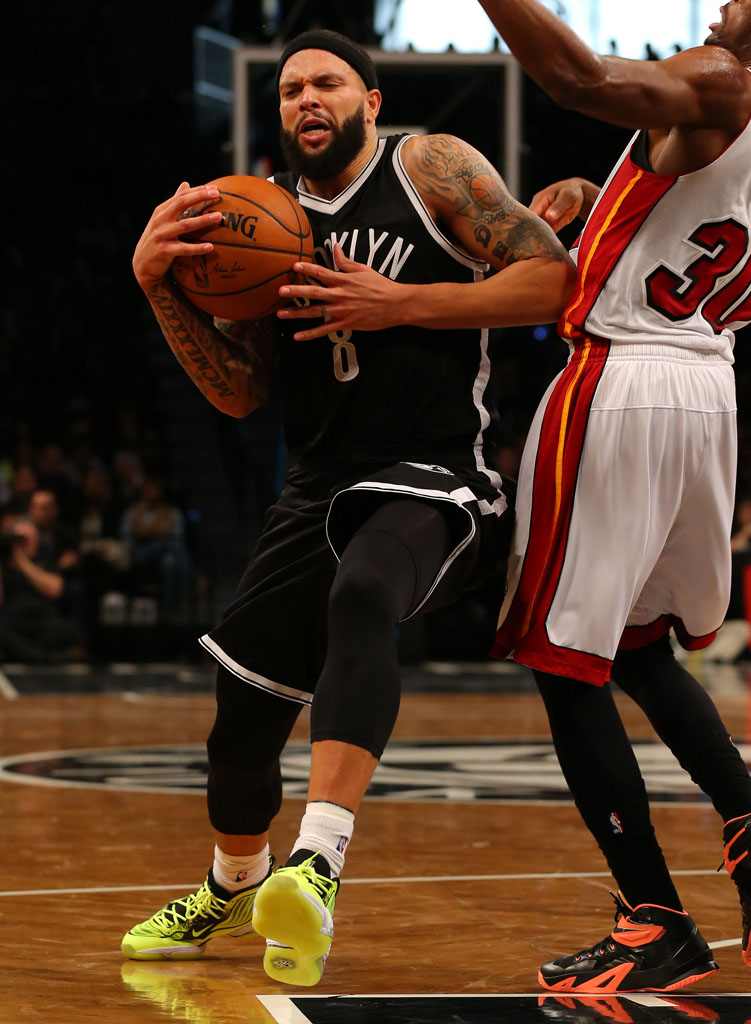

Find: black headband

[275,30,379,95]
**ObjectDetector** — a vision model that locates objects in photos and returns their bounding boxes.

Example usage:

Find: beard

[279,104,368,182]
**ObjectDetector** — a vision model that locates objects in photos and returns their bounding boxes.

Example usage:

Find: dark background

[3,1,749,661]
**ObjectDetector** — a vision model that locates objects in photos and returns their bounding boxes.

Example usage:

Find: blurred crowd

[0,442,195,664]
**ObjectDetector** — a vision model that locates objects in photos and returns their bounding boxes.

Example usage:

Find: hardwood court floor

[0,659,750,1023]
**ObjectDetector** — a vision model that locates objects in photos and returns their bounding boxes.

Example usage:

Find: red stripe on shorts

[492,338,611,685]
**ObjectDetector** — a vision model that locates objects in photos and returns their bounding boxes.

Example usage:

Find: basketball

[172,175,314,321]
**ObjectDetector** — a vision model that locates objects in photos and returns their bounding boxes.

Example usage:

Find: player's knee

[612,632,675,696]
[328,558,399,624]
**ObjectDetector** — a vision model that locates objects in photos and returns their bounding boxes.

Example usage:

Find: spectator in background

[28,488,88,641]
[78,466,131,621]
[28,490,80,573]
[112,451,144,522]
[6,465,38,515]
[120,476,191,617]
[0,516,84,663]
[35,443,80,520]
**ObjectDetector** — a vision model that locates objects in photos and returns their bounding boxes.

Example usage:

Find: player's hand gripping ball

[172,175,314,321]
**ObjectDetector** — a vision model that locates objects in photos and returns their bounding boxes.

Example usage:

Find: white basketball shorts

[493,339,737,685]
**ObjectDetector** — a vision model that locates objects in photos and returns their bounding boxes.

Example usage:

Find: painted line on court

[258,992,751,1020]
[0,866,731,899]
[259,996,315,1024]
[0,668,18,700]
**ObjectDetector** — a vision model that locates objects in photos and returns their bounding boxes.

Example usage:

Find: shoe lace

[152,882,227,928]
[293,859,339,905]
[572,935,618,962]
[572,892,627,963]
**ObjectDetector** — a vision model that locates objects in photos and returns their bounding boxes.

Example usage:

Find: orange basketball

[172,175,314,321]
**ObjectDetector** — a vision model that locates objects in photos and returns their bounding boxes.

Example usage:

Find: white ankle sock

[212,843,271,894]
[290,801,355,878]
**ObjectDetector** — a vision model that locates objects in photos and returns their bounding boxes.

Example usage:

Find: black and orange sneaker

[721,811,751,966]
[538,894,718,994]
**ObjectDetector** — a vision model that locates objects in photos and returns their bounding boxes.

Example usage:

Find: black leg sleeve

[207,666,302,835]
[534,669,682,911]
[612,634,751,823]
[311,499,452,758]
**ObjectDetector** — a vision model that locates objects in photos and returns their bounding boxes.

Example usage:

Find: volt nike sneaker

[121,860,274,960]
[252,852,339,987]
[538,894,718,993]
[722,811,751,966]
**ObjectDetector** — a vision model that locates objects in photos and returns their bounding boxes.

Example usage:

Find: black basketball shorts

[199,460,513,705]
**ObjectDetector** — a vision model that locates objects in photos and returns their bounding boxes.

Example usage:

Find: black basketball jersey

[273,133,501,497]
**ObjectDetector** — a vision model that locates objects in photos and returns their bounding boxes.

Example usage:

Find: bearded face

[279,102,368,183]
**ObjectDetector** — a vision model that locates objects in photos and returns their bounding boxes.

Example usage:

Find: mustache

[295,114,335,134]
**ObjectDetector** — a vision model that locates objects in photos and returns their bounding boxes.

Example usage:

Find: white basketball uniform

[494,109,751,685]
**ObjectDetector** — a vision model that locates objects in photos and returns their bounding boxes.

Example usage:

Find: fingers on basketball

[172,175,314,321]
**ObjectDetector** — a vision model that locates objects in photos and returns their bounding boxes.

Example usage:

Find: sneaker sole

[263,940,326,987]
[253,874,333,986]
[121,924,256,961]
[121,939,208,961]
[537,960,719,994]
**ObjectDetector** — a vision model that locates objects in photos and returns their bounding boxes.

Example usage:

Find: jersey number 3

[645,218,751,334]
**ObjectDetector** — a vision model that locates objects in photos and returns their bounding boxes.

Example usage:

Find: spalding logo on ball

[173,175,314,321]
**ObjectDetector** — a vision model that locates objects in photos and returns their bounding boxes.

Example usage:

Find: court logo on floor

[2,738,749,803]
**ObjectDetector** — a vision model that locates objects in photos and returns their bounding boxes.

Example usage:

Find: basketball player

[474,0,751,994]
[121,30,574,985]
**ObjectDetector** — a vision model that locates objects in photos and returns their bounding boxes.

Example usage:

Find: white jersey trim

[392,136,502,500]
[294,138,387,215]
[392,136,489,272]
[198,635,312,705]
[325,481,477,619]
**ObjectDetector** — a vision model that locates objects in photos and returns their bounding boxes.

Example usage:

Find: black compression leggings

[310,499,452,758]
[207,498,452,835]
[534,635,751,909]
[612,634,751,822]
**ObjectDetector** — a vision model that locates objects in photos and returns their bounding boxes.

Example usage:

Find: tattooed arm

[134,181,277,418]
[276,135,574,340]
[398,133,575,324]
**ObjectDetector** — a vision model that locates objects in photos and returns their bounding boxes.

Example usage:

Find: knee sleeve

[311,501,452,758]
[207,667,301,835]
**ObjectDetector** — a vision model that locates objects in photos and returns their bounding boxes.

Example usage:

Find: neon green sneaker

[121,861,274,961]
[251,854,340,986]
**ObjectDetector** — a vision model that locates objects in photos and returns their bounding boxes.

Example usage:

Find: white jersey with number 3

[494,108,751,686]
[561,113,751,359]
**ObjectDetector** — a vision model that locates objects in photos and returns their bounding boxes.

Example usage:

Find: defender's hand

[530,178,592,233]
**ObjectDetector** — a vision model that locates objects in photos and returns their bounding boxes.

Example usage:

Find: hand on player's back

[277,244,410,341]
[132,182,222,293]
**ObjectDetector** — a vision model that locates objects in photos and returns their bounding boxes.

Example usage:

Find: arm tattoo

[147,282,277,410]
[412,134,569,267]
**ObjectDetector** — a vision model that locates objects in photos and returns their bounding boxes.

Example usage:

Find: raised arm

[133,182,278,419]
[476,0,751,133]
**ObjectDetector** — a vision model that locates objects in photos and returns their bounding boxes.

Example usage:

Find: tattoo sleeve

[145,279,278,416]
[409,134,569,268]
